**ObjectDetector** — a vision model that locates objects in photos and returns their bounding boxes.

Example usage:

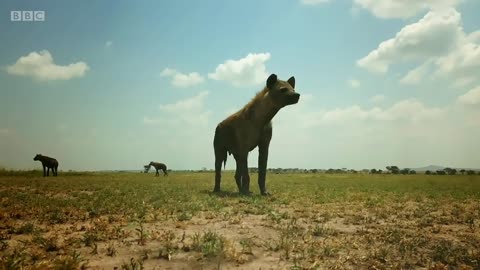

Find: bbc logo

[11,11,45,22]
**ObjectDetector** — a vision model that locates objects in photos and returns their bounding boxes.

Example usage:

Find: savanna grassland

[0,171,479,269]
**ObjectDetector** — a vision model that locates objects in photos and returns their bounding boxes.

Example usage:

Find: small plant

[120,257,144,270]
[107,242,117,257]
[32,234,60,252]
[190,231,225,258]
[159,230,177,260]
[312,223,331,237]
[15,222,35,234]
[0,247,27,269]
[82,231,100,247]
[53,250,87,270]
[177,211,193,221]
[90,243,98,255]
[135,219,148,246]
[239,238,253,255]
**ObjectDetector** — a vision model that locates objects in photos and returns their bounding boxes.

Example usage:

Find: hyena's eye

[280,88,288,93]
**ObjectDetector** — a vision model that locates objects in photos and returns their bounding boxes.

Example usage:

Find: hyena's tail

[223,150,229,169]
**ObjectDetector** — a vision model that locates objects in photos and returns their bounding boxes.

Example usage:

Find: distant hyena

[147,162,168,176]
[213,74,300,195]
[33,154,59,177]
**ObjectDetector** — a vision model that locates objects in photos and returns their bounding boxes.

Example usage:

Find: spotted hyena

[213,74,300,195]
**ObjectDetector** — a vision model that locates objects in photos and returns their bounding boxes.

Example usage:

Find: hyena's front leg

[258,143,270,196]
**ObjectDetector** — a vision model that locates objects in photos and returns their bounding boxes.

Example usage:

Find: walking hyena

[213,74,300,195]
[147,162,169,176]
[33,154,59,177]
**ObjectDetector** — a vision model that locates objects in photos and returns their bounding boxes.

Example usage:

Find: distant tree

[460,169,466,175]
[444,168,457,175]
[425,170,431,175]
[386,166,400,174]
[311,169,318,173]
[466,170,475,175]
[409,170,416,174]
[437,170,446,175]
[351,169,358,174]
[370,169,377,174]
[400,168,410,175]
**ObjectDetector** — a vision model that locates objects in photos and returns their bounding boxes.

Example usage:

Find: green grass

[1,171,479,269]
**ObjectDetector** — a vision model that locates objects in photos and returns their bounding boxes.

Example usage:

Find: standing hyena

[33,154,59,177]
[213,74,300,195]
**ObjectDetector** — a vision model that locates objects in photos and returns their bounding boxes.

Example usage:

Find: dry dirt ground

[0,171,479,269]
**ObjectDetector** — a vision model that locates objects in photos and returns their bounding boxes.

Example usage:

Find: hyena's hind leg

[213,146,227,192]
[234,153,250,195]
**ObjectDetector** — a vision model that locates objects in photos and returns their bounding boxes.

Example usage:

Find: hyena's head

[266,74,300,108]
[33,154,41,161]
[149,161,154,166]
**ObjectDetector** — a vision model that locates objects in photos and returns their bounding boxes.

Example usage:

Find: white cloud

[301,0,330,5]
[105,41,113,48]
[457,86,480,105]
[358,8,480,88]
[269,93,480,169]
[400,61,433,85]
[158,91,208,113]
[160,68,205,88]
[434,31,480,87]
[370,94,385,103]
[357,9,462,73]
[6,50,89,81]
[306,99,444,125]
[208,53,271,87]
[348,79,360,88]
[354,0,461,19]
[145,91,211,127]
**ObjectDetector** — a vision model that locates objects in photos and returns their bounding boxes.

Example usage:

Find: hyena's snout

[289,92,300,105]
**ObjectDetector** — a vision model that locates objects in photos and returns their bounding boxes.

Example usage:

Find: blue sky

[1,0,480,171]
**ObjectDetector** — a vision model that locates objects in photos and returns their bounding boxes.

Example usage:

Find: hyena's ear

[266,74,278,89]
[287,76,295,88]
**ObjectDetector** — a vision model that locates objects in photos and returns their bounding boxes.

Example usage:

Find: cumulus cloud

[144,91,211,127]
[313,99,444,125]
[160,68,205,88]
[269,93,480,169]
[353,0,461,19]
[357,9,462,73]
[457,86,480,105]
[348,79,360,88]
[208,53,271,87]
[400,61,433,85]
[301,0,330,5]
[370,94,385,103]
[434,31,480,87]
[6,50,89,81]
[358,8,480,88]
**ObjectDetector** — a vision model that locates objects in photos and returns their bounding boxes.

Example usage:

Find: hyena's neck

[247,92,280,127]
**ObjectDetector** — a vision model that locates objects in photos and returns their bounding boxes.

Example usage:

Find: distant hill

[412,165,479,172]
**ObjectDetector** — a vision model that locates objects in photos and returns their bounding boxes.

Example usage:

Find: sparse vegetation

[0,171,479,269]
